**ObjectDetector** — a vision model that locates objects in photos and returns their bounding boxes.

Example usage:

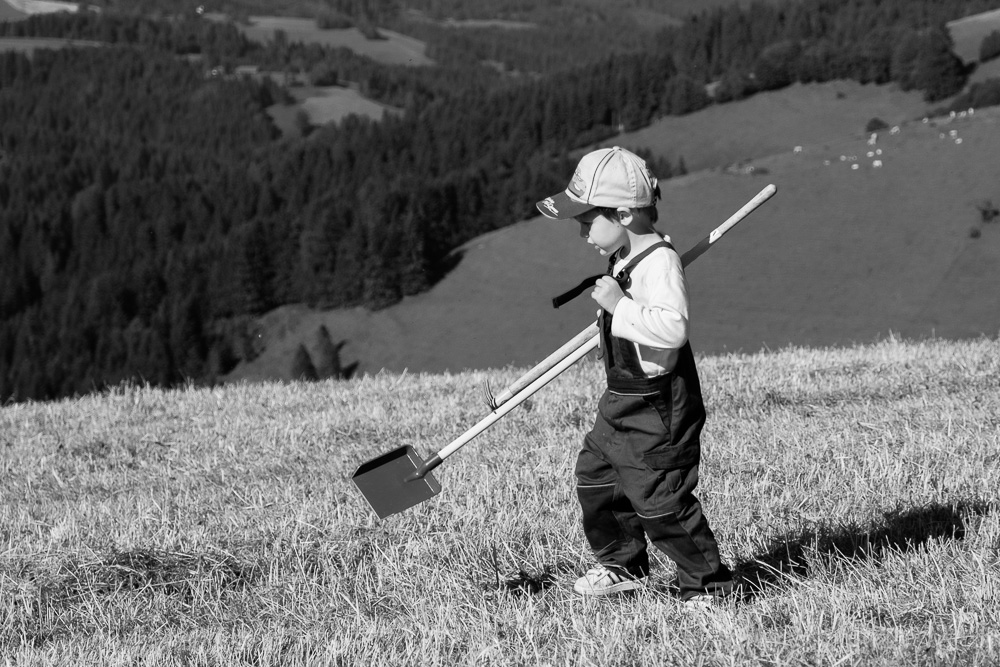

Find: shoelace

[589,566,628,583]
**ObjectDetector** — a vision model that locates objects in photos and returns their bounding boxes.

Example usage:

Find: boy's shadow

[494,501,993,599]
[732,499,993,600]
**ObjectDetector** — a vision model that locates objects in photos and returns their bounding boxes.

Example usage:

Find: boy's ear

[616,207,633,226]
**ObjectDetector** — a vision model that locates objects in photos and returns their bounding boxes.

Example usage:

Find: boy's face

[575,209,626,256]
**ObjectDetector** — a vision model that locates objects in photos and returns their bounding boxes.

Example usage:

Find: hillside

[1,0,75,16]
[0,0,26,21]
[227,82,1000,382]
[948,6,1000,63]
[1,337,997,663]
[216,15,435,67]
[5,0,1000,403]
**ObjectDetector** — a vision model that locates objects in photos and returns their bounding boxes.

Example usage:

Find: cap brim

[535,191,595,220]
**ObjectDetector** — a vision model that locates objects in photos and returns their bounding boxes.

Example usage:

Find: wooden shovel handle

[429,334,599,465]
[488,322,600,407]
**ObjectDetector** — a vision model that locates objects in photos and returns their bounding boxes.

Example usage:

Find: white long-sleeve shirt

[609,235,689,376]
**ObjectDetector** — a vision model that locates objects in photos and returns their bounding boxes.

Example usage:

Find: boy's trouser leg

[575,420,650,577]
[578,390,733,599]
[634,465,733,600]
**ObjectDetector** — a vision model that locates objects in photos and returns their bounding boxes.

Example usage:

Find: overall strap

[599,240,675,381]
[551,240,674,308]
[611,240,673,291]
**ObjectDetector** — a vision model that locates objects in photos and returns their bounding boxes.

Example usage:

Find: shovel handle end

[405,454,443,482]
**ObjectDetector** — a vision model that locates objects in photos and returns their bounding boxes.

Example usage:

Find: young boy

[536,146,734,603]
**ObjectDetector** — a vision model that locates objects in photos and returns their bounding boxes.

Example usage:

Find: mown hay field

[228,15,432,66]
[266,84,399,137]
[1,337,999,665]
[0,36,102,54]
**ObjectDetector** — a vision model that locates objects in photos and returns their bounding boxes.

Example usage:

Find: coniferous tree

[891,31,925,91]
[753,41,801,91]
[235,219,277,315]
[911,27,968,102]
[290,344,318,381]
[313,325,342,380]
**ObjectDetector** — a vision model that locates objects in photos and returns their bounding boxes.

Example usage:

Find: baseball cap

[536,146,658,220]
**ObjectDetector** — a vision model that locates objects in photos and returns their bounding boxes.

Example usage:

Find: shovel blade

[352,445,441,519]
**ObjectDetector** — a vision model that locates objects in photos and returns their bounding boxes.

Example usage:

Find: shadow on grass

[500,567,560,596]
[734,499,995,600]
[13,548,265,647]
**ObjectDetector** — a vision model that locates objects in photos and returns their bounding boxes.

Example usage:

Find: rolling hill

[4,0,1000,399]
[0,0,25,20]
[225,80,1000,383]
[948,6,1000,63]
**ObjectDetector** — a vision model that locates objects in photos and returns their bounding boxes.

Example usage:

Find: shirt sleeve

[610,248,689,350]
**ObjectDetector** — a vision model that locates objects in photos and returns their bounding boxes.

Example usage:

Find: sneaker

[682,594,718,610]
[682,592,738,612]
[573,566,646,596]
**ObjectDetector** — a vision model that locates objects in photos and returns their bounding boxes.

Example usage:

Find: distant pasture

[221,14,434,67]
[2,0,76,16]
[0,35,102,54]
[947,7,1000,64]
[0,0,26,20]
[970,57,1000,83]
[267,83,398,136]
[616,80,931,173]
[436,17,535,29]
[295,85,397,124]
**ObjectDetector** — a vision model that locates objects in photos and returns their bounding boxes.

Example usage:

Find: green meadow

[2,336,998,664]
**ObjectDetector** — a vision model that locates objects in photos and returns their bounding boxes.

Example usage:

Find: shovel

[353,334,598,518]
[353,183,776,519]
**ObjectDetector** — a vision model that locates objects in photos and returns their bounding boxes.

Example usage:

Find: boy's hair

[596,183,661,224]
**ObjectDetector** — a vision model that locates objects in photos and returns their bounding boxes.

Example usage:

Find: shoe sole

[682,600,716,611]
[573,580,644,596]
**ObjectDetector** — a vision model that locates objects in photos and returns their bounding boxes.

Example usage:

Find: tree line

[2,0,1000,402]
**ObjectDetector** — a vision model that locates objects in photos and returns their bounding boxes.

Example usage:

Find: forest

[2,0,1000,402]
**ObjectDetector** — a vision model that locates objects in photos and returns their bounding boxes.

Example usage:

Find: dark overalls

[574,242,734,600]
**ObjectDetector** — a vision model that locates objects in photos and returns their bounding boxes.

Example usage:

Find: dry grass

[2,336,999,664]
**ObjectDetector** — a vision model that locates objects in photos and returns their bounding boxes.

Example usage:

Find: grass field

[0,0,27,21]
[616,80,933,173]
[231,15,433,66]
[0,0,76,17]
[948,7,1000,64]
[2,336,998,664]
[266,84,399,135]
[0,36,102,54]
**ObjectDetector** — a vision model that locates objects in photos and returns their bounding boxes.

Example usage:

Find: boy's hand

[592,276,624,314]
